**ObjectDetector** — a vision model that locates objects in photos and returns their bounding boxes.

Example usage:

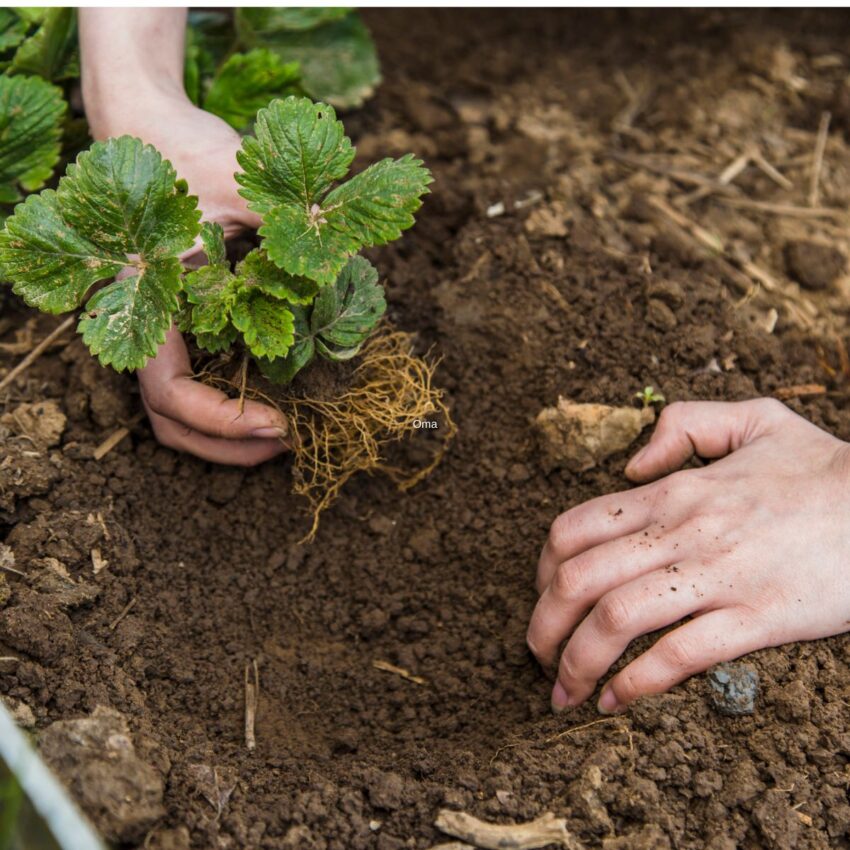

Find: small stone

[365,769,405,810]
[646,279,685,309]
[535,397,655,473]
[784,239,846,290]
[707,662,759,716]
[646,299,678,331]
[1,401,66,448]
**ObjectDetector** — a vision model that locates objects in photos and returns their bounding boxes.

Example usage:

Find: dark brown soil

[3,9,850,850]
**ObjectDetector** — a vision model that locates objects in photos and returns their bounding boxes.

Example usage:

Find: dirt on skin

[3,9,850,850]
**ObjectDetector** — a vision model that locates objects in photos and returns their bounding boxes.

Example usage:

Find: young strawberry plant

[0,95,451,535]
[0,96,431,375]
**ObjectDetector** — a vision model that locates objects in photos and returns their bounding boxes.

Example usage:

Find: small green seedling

[0,96,432,380]
[635,386,665,408]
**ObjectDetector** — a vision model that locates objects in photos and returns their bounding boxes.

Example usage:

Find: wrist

[83,73,189,141]
[78,8,189,141]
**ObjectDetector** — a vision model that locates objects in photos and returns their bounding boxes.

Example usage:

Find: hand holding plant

[78,8,288,465]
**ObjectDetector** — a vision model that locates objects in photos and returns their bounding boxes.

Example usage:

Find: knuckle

[658,633,699,672]
[611,668,640,704]
[550,559,589,602]
[558,650,583,685]
[594,593,632,635]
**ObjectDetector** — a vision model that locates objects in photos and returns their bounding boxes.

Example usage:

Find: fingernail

[598,688,621,715]
[551,681,572,713]
[252,426,287,439]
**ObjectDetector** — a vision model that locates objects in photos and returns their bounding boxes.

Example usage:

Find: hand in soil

[527,398,850,714]
[78,9,288,465]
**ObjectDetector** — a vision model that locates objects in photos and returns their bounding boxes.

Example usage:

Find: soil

[3,9,850,850]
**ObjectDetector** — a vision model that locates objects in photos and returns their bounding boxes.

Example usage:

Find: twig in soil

[834,333,850,381]
[427,843,475,850]
[773,384,827,400]
[809,111,831,207]
[0,315,75,393]
[679,149,750,206]
[434,810,581,850]
[612,71,651,133]
[718,196,847,221]
[93,412,145,461]
[244,659,259,751]
[109,597,136,630]
[372,659,426,686]
[0,562,26,578]
[90,548,109,575]
[751,149,793,190]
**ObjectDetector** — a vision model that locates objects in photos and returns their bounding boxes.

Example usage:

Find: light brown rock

[535,398,655,473]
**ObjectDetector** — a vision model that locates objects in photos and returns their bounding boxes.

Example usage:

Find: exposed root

[280,330,456,540]
[198,330,456,541]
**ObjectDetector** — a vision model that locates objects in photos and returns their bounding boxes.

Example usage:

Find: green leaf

[236,7,352,38]
[231,288,295,359]
[58,136,200,258]
[11,8,78,81]
[195,325,239,355]
[0,190,123,312]
[236,248,318,305]
[0,73,65,198]
[0,9,29,53]
[259,153,432,286]
[311,256,384,357]
[256,305,315,383]
[236,96,353,215]
[204,48,301,131]
[238,97,431,286]
[242,14,379,110]
[10,9,46,26]
[183,263,236,335]
[78,258,183,371]
[0,136,201,370]
[199,221,226,266]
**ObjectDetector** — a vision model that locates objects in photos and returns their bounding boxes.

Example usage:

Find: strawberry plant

[0,96,432,379]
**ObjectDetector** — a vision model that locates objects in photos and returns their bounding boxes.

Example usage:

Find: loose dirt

[2,10,850,850]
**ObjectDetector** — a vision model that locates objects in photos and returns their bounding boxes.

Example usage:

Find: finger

[528,526,688,670]
[597,606,765,714]
[551,561,710,710]
[146,405,287,467]
[139,327,288,440]
[625,399,787,483]
[537,486,659,593]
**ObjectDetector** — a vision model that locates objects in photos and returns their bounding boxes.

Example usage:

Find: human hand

[527,398,850,714]
[79,9,287,465]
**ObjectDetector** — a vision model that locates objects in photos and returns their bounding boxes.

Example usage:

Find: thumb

[625,398,787,483]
